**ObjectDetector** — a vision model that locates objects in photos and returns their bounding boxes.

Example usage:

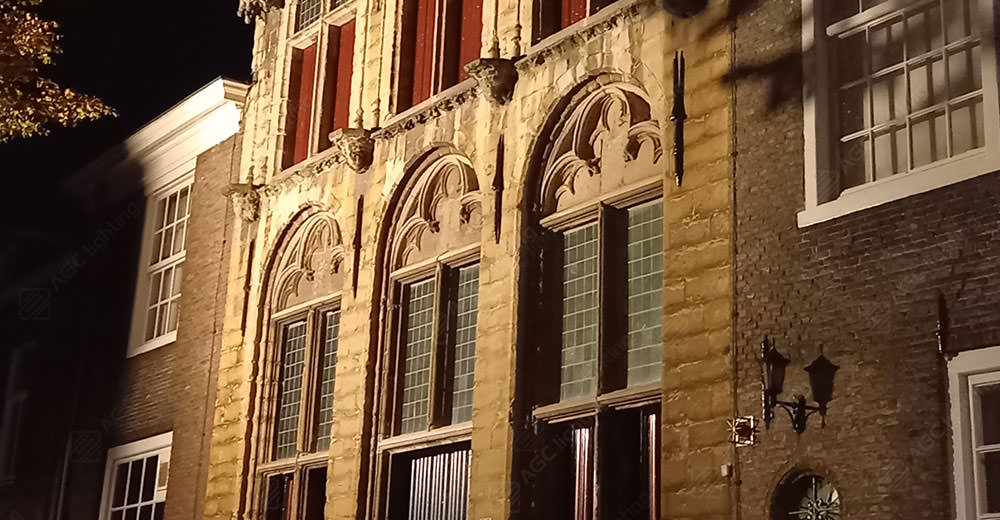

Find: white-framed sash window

[98,432,173,520]
[799,0,1000,226]
[949,346,1000,519]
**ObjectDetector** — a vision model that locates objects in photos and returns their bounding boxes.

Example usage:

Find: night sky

[1,0,253,180]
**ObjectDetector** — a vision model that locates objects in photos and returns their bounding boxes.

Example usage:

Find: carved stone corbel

[466,58,518,105]
[330,128,374,173]
[224,183,261,222]
[237,0,283,22]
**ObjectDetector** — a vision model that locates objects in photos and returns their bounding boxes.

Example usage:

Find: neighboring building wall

[0,79,246,520]
[206,2,736,520]
[733,1,1000,519]
[165,134,241,520]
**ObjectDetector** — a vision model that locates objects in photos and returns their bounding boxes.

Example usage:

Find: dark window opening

[284,44,318,169]
[302,466,328,520]
[397,0,483,112]
[264,473,294,520]
[533,0,618,43]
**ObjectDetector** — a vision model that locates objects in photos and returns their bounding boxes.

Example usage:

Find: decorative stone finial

[224,183,261,222]
[237,0,283,22]
[330,128,374,173]
[466,58,518,105]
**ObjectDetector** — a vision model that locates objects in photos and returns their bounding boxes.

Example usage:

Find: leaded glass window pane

[451,265,479,424]
[275,321,307,459]
[561,224,599,400]
[400,279,436,433]
[315,310,340,451]
[626,200,663,386]
[295,0,321,31]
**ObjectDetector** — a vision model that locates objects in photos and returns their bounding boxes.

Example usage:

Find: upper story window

[524,79,665,520]
[378,150,483,520]
[98,433,172,520]
[295,0,322,30]
[948,346,1000,520]
[130,180,191,356]
[395,0,483,112]
[257,211,345,520]
[533,0,616,43]
[800,0,1000,226]
[284,2,356,169]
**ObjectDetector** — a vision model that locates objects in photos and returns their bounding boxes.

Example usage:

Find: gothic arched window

[524,78,665,520]
[257,211,346,520]
[377,149,483,520]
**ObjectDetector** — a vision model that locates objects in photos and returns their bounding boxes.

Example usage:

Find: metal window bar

[406,446,471,520]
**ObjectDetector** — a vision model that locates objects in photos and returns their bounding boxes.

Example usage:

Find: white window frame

[799,0,1000,227]
[128,173,194,357]
[98,432,173,520]
[948,345,1000,520]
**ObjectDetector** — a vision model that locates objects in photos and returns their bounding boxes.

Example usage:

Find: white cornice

[67,77,249,194]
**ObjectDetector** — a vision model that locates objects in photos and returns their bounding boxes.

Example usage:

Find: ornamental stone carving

[390,151,482,269]
[538,81,663,216]
[225,183,261,222]
[271,211,346,311]
[466,58,518,105]
[330,128,374,173]
[237,0,283,22]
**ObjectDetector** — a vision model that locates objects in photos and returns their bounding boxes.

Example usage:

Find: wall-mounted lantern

[760,337,839,434]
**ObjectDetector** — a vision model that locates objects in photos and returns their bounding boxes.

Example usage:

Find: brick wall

[164,135,240,520]
[732,0,1000,517]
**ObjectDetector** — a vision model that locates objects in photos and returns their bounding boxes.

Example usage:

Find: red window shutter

[410,0,437,107]
[562,0,587,29]
[292,44,318,165]
[457,0,483,82]
[332,19,356,131]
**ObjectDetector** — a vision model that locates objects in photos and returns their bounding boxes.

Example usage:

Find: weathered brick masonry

[733,0,1000,518]
[165,134,242,520]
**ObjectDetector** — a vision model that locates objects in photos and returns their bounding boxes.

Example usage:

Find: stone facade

[204,0,736,519]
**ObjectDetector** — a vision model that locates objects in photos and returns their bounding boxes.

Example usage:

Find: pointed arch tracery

[389,149,483,270]
[537,80,664,217]
[270,210,347,312]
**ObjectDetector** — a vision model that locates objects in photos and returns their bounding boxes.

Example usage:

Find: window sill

[797,150,1000,228]
[127,331,176,358]
[378,423,472,454]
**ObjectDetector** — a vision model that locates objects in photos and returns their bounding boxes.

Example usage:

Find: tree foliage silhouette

[0,0,114,143]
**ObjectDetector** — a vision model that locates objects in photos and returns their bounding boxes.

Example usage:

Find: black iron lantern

[760,337,838,434]
[662,0,708,18]
[806,354,839,418]
[761,337,790,396]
